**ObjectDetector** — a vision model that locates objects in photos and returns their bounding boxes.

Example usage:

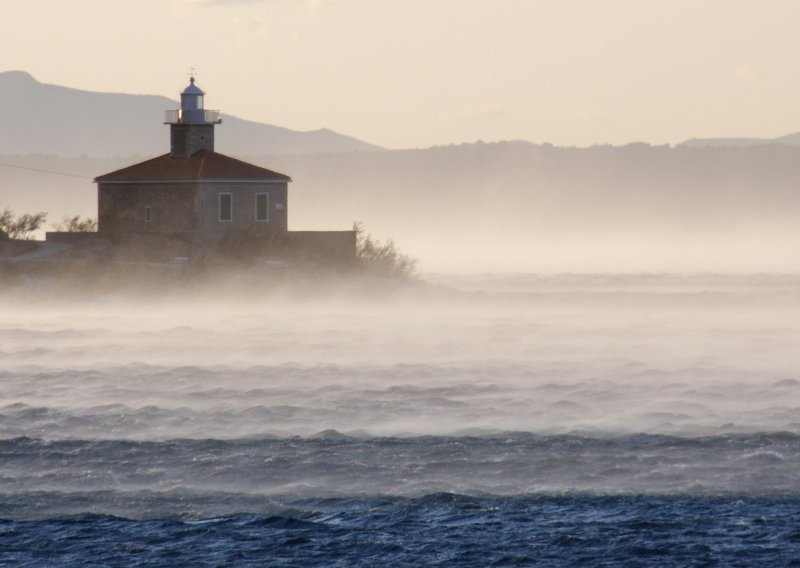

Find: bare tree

[0,209,11,240]
[0,208,47,240]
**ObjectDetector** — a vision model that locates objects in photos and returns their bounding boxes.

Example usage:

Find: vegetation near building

[0,208,47,240]
[353,221,417,279]
[5,75,413,277]
[53,215,97,232]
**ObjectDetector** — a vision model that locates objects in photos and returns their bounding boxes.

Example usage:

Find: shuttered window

[255,193,269,222]
[219,193,233,222]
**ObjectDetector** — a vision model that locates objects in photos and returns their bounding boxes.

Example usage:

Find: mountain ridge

[0,70,383,157]
[2,139,800,271]
[679,131,800,148]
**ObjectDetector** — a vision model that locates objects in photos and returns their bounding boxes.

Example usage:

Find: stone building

[88,77,355,264]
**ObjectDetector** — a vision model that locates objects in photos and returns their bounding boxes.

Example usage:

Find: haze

[1,0,799,273]
[5,3,800,558]
[2,0,799,149]
[3,273,800,445]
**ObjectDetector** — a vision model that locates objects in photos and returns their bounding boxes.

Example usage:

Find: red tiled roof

[94,150,291,183]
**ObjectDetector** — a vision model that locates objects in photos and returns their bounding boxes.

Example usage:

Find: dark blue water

[3,494,800,566]
[2,274,799,565]
[2,434,800,566]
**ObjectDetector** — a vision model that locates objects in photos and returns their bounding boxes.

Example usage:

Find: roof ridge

[94,150,292,182]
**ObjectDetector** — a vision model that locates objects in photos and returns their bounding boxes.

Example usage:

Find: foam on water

[1,274,799,441]
[1,273,799,564]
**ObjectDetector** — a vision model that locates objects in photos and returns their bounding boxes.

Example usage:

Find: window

[144,205,152,223]
[219,193,233,222]
[255,193,269,222]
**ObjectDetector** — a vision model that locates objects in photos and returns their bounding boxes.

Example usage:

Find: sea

[1,272,800,566]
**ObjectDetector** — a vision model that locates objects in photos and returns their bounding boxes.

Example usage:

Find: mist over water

[1,273,799,503]
[3,272,800,564]
[2,273,799,439]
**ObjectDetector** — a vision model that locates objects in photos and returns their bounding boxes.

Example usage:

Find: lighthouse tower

[164,76,222,158]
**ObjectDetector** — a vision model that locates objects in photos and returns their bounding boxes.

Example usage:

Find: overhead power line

[0,162,93,179]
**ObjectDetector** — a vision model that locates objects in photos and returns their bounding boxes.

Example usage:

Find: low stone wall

[44,230,358,268]
[46,231,101,245]
[0,239,41,258]
[205,230,357,267]
[281,231,357,265]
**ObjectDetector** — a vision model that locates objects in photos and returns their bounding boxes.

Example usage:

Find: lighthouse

[91,74,355,266]
[164,76,223,158]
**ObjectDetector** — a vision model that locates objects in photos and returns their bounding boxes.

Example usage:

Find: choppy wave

[1,273,800,564]
[1,432,800,518]
[3,495,800,566]
[1,360,800,439]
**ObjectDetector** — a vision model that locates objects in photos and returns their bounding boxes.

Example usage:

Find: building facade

[89,77,356,265]
[95,77,291,242]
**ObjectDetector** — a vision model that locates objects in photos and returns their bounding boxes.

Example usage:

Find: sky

[2,0,800,149]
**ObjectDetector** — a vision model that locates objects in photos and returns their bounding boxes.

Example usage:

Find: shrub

[0,207,47,240]
[54,215,98,232]
[353,221,417,279]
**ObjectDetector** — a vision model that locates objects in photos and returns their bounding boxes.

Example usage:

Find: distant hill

[680,131,800,148]
[4,141,800,272]
[0,70,383,157]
